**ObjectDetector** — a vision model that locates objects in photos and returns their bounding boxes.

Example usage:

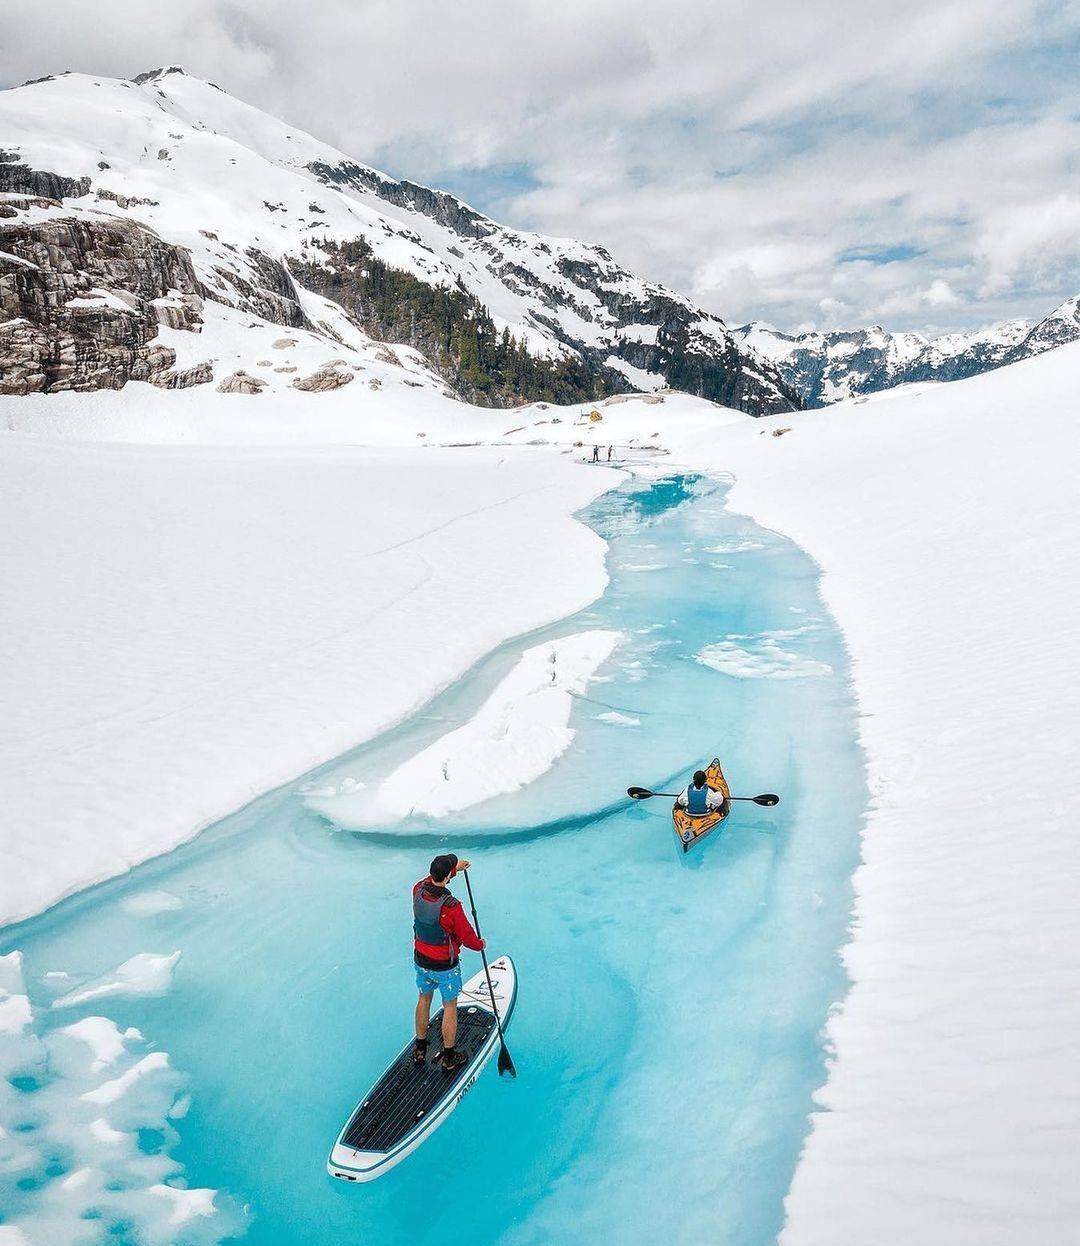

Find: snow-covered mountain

[735,298,1080,407]
[0,67,798,414]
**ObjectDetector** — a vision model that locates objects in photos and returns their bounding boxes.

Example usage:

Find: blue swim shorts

[415,962,463,1003]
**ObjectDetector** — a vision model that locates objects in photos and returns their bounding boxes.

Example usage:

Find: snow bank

[719,349,1080,1244]
[0,434,611,925]
[314,630,621,825]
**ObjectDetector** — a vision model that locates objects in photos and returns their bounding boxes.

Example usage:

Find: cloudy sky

[4,0,1080,333]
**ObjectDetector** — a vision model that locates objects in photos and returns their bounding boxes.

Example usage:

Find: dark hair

[429,853,458,883]
[693,770,708,787]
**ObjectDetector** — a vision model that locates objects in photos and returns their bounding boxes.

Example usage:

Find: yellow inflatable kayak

[672,757,731,852]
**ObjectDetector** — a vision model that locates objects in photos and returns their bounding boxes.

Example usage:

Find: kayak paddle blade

[626,786,653,800]
[754,794,780,806]
[497,1044,517,1079]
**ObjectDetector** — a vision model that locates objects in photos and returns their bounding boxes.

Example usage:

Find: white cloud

[2,0,1079,332]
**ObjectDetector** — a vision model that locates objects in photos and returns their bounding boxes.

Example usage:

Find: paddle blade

[626,786,655,800]
[497,1043,517,1078]
[754,794,780,806]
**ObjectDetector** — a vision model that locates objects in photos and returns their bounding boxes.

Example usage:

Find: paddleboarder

[413,853,486,1072]
[675,768,727,816]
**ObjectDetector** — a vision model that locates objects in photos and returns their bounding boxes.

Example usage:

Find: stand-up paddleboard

[328,955,517,1183]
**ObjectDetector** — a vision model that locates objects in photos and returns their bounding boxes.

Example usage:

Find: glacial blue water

[1,474,865,1246]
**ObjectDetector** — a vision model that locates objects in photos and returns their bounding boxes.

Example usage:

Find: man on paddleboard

[675,769,727,816]
[413,853,486,1072]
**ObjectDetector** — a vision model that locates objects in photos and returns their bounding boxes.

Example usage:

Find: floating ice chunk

[1,951,241,1245]
[596,711,641,727]
[52,951,181,1009]
[81,1052,171,1106]
[57,1017,130,1072]
[89,1118,127,1144]
[122,891,183,917]
[623,562,666,571]
[0,951,32,1036]
[61,1166,95,1189]
[152,1183,218,1227]
[0,950,24,993]
[696,634,832,679]
[325,631,622,823]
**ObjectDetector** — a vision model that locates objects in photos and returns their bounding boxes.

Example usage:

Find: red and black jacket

[412,877,483,970]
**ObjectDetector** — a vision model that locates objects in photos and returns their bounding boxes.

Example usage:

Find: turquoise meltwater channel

[1,473,866,1246]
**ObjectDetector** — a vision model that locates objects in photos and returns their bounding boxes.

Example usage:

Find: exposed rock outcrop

[0,214,203,393]
[292,363,354,392]
[216,370,264,394]
[0,150,91,201]
[157,361,213,389]
[209,249,312,330]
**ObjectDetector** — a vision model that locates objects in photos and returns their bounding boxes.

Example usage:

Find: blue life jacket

[687,783,710,815]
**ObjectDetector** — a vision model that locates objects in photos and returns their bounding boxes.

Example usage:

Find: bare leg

[441,998,458,1050]
[415,991,433,1041]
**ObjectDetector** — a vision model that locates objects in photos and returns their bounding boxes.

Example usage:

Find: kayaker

[412,853,485,1072]
[675,769,726,816]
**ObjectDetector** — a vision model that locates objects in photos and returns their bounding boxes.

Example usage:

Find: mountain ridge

[0,66,799,413]
[735,297,1080,407]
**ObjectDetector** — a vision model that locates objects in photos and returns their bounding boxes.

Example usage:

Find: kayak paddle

[627,786,780,806]
[461,867,517,1079]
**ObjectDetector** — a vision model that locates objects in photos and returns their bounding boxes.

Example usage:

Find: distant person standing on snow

[607,445,614,461]
[592,445,600,462]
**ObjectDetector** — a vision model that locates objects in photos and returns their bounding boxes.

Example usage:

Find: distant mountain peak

[131,65,193,84]
[732,307,1080,406]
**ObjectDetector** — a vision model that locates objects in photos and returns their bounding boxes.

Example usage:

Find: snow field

[0,436,612,924]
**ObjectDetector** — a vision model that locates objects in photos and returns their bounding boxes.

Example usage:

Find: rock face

[216,370,265,394]
[209,247,313,330]
[0,211,205,394]
[291,362,354,392]
[0,149,91,200]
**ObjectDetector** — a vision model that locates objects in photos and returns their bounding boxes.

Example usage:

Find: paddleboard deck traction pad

[328,956,515,1182]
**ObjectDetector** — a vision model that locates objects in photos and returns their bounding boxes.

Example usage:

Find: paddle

[627,786,780,806]
[460,867,517,1079]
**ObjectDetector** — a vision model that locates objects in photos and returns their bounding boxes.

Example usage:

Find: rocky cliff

[0,207,207,394]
